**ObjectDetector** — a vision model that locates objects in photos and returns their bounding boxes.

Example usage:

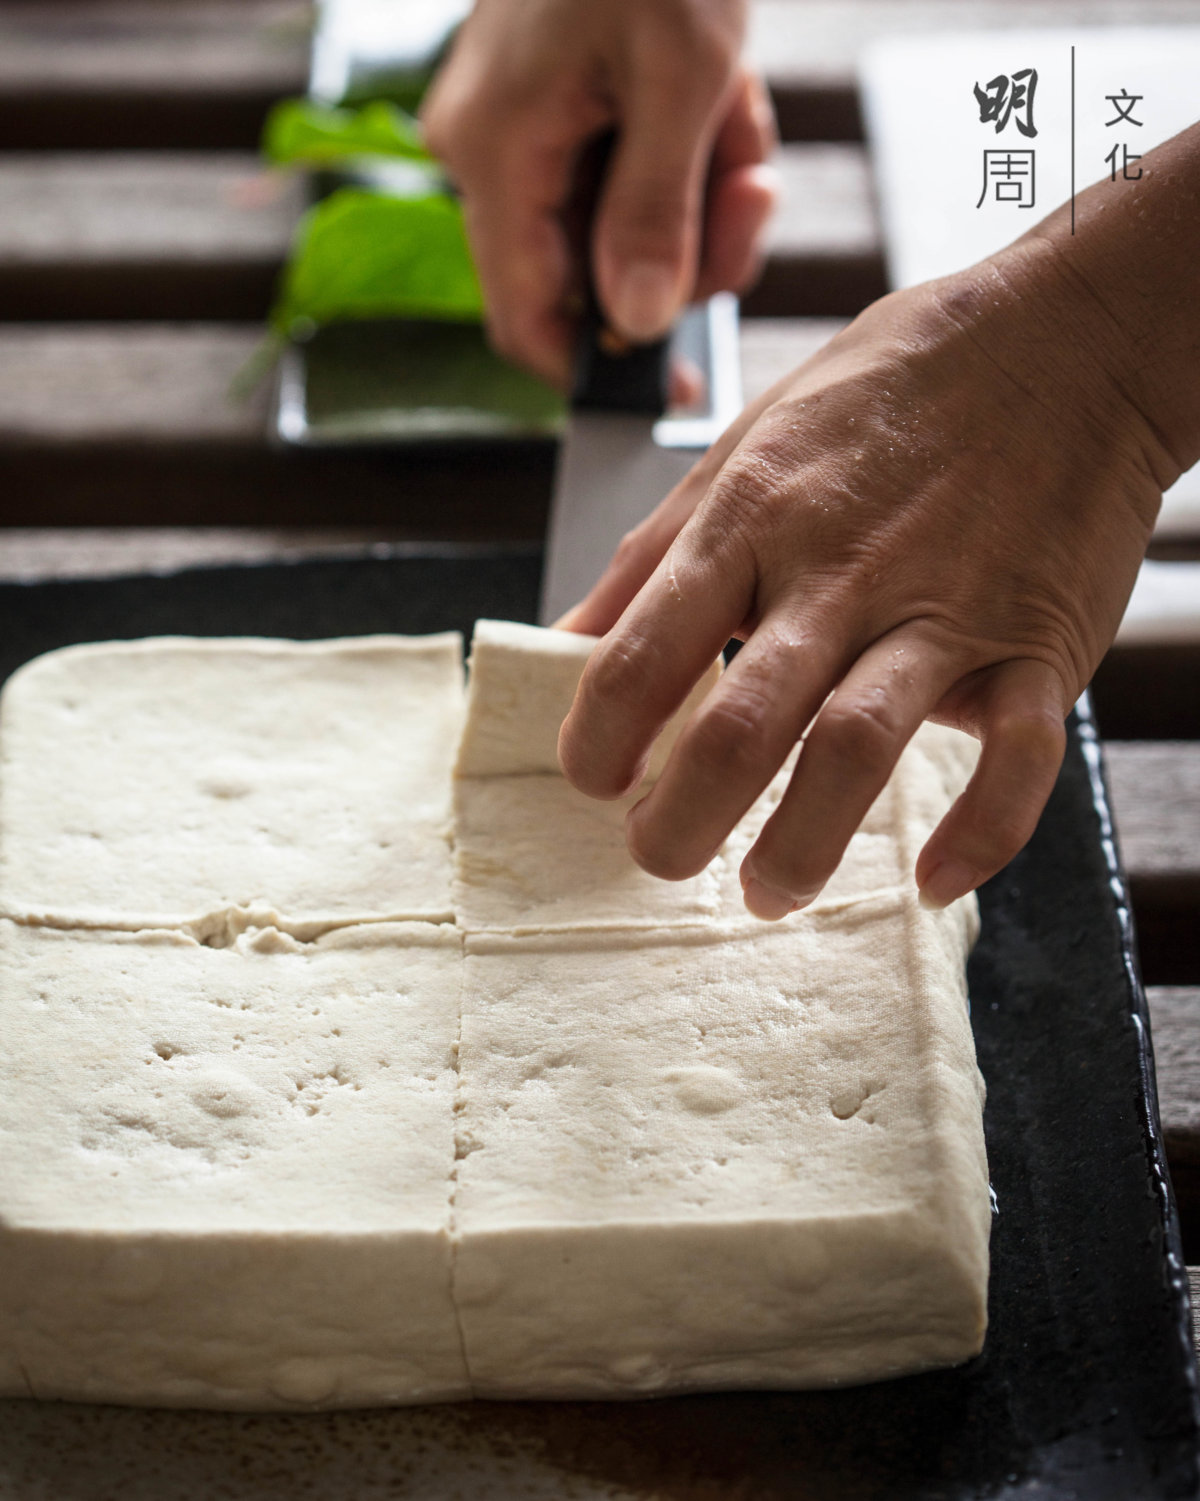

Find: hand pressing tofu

[556,122,1200,921]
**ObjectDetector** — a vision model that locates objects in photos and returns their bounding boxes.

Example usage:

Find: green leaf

[263,98,433,167]
[271,187,484,335]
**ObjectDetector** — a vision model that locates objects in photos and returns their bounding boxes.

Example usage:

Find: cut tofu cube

[0,920,467,1408]
[455,619,720,781]
[454,896,988,1399]
[0,635,465,929]
[453,619,726,932]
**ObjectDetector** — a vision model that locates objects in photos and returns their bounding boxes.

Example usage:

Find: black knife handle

[567,131,671,417]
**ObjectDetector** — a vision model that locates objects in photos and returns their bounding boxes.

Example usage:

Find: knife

[538,135,743,626]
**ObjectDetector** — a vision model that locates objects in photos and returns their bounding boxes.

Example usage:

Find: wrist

[919,240,1168,533]
[1005,122,1200,494]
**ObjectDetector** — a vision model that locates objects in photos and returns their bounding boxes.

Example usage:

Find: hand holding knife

[539,133,742,626]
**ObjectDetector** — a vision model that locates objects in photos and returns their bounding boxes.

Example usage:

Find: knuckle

[605,185,690,260]
[642,5,738,92]
[684,694,773,780]
[704,459,785,544]
[611,527,646,571]
[814,695,902,777]
[585,630,659,711]
[421,85,502,174]
[990,705,1066,769]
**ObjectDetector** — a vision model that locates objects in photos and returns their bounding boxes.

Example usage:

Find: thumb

[592,68,730,343]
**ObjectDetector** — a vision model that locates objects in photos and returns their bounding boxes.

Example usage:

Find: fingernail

[610,261,679,341]
[918,859,979,911]
[742,877,800,923]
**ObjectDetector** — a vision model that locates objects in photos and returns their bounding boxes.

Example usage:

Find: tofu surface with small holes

[450,624,990,1396]
[0,919,467,1409]
[0,624,990,1407]
[451,810,987,1397]
[0,635,464,931]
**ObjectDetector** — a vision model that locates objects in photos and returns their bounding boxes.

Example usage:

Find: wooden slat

[3,1,1198,150]
[750,145,885,316]
[0,2,309,151]
[1107,745,1200,884]
[0,322,553,531]
[1152,988,1200,1167]
[0,147,881,322]
[0,154,301,321]
[0,321,839,525]
[0,324,269,443]
[0,528,461,581]
[1092,648,1200,743]
[1107,744,1200,985]
[737,316,849,403]
[1150,988,1200,1265]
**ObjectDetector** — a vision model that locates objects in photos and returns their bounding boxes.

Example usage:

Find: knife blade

[539,293,743,627]
[538,128,742,627]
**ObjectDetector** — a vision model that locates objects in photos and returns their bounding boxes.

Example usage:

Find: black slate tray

[0,547,1196,1501]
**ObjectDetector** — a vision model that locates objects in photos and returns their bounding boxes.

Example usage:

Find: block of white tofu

[454,619,726,931]
[0,621,989,1410]
[454,775,725,932]
[450,622,988,1397]
[454,896,988,1399]
[452,620,978,934]
[454,618,721,780]
[0,919,468,1409]
[0,636,465,930]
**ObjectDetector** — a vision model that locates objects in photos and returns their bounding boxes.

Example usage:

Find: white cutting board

[860,28,1200,643]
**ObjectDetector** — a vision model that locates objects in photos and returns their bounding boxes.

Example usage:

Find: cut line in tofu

[0,624,989,1407]
[452,619,980,937]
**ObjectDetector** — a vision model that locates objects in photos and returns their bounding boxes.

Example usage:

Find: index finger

[458,137,577,387]
[558,357,800,636]
[558,505,755,800]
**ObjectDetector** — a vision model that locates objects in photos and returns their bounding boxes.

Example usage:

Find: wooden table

[0,0,1197,1372]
